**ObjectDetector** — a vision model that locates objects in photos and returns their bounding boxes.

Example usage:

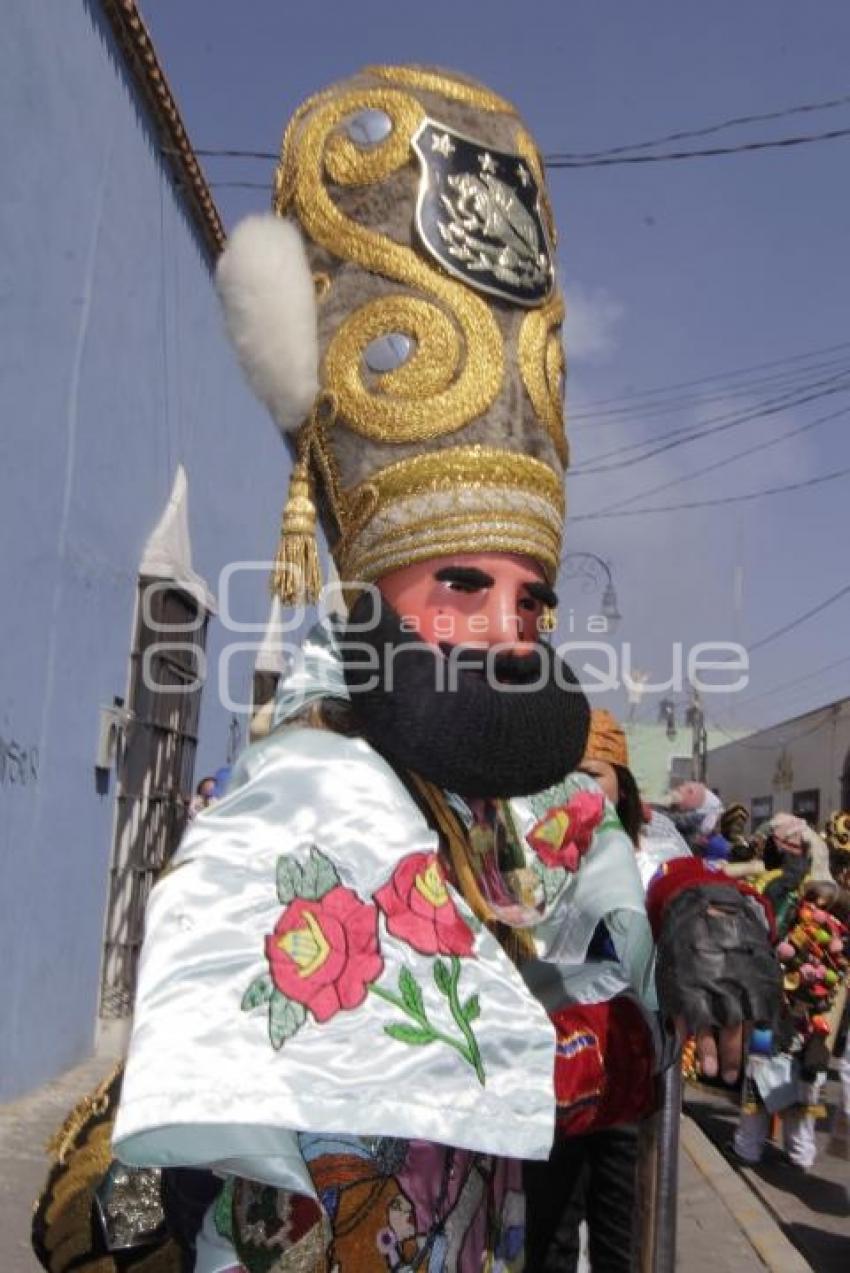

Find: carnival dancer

[732,814,847,1172]
[34,67,780,1273]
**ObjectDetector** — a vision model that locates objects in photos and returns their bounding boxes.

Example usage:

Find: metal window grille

[99,578,208,1018]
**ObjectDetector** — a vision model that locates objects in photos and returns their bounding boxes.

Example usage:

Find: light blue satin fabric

[520,776,658,1010]
[270,618,349,727]
[114,725,557,1190]
[114,619,659,1198]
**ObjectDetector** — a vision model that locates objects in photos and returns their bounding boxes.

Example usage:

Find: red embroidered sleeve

[550,996,657,1136]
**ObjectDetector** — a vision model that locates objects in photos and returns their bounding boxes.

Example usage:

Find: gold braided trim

[519,294,568,463]
[282,87,505,443]
[308,395,346,531]
[515,125,557,249]
[342,446,564,510]
[327,295,459,415]
[336,448,564,579]
[364,65,517,115]
[323,91,424,188]
[342,516,563,584]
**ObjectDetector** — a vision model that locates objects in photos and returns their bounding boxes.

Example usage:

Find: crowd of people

[662,783,850,1177]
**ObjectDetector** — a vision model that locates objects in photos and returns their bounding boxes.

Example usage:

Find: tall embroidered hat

[216,64,568,602]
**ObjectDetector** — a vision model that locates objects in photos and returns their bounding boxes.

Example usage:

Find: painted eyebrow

[524,581,559,608]
[433,566,496,587]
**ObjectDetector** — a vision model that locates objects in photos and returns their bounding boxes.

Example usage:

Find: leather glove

[655,883,782,1032]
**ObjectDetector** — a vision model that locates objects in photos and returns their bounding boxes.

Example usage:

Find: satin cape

[113,622,654,1194]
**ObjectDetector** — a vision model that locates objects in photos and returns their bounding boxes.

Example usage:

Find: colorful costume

[734,817,848,1171]
[34,65,780,1273]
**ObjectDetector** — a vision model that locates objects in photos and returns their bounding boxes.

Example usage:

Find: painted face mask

[340,554,589,798]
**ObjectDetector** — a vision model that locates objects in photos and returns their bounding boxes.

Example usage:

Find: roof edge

[99,0,226,259]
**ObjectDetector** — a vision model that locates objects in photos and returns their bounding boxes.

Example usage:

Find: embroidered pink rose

[265,886,384,1023]
[528,790,606,872]
[375,852,474,957]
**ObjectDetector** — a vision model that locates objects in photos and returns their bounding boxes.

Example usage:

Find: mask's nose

[481,585,539,650]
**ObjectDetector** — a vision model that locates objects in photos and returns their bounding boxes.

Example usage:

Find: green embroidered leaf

[433,957,452,996]
[384,1022,435,1046]
[276,857,303,905]
[268,990,307,1050]
[241,973,274,1012]
[300,846,340,900]
[398,967,426,1020]
[213,1177,235,1240]
[462,993,481,1023]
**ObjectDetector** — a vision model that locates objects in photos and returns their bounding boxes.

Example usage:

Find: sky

[140,0,850,736]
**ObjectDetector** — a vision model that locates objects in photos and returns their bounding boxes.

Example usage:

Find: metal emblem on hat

[412,117,554,306]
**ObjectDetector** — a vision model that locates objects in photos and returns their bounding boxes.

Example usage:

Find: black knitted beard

[340,594,590,797]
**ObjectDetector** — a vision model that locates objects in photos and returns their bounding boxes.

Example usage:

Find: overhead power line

[708,713,834,752]
[570,339,850,415]
[747,582,850,653]
[195,148,277,160]
[733,653,850,710]
[570,461,850,520]
[546,125,850,168]
[208,180,271,189]
[193,90,850,180]
[547,90,850,161]
[586,401,850,516]
[571,360,850,433]
[571,371,850,475]
[572,367,850,465]
[567,343,850,422]
[206,123,850,183]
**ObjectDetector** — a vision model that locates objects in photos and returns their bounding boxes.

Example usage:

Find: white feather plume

[215,214,319,434]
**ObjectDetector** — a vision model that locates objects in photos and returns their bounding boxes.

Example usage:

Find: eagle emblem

[412,118,554,306]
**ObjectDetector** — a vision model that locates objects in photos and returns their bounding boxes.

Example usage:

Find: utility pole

[686,685,708,782]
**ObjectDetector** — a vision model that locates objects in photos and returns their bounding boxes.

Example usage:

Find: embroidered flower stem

[370,960,485,1086]
[443,955,485,1086]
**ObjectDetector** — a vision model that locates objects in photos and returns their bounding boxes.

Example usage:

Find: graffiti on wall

[0,735,40,787]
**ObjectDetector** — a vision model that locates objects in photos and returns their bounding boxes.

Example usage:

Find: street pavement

[1,1054,840,1271]
[685,1066,850,1273]
[0,1055,115,1273]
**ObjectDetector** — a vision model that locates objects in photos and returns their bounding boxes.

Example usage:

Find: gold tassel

[270,428,322,606]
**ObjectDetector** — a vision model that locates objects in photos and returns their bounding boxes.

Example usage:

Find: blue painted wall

[0,1,290,1098]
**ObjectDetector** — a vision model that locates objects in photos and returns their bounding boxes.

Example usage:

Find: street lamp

[560,552,622,631]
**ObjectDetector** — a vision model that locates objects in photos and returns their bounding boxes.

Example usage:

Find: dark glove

[655,883,782,1032]
[800,1034,831,1082]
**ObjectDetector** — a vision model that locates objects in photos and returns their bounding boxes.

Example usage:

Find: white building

[706,697,850,828]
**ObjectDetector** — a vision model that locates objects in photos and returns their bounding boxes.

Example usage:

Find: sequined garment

[227,1134,524,1273]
